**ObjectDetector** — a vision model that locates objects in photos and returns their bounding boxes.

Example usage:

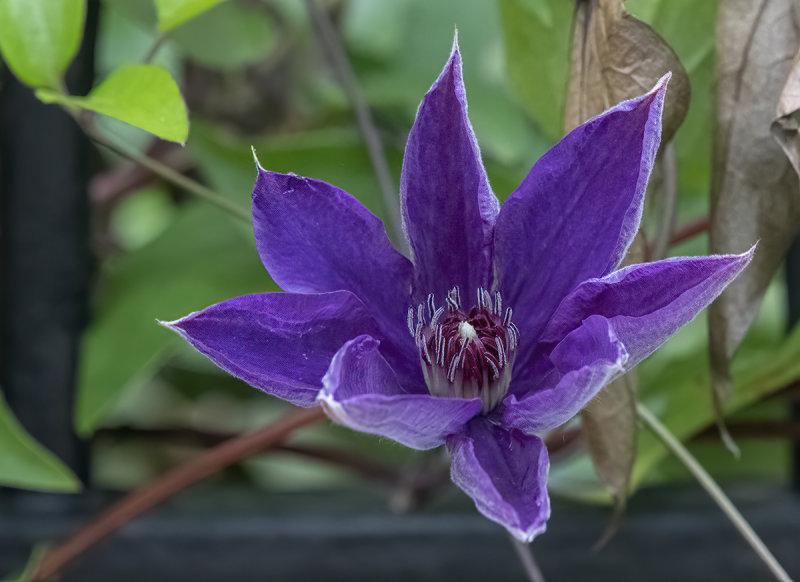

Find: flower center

[407,287,518,413]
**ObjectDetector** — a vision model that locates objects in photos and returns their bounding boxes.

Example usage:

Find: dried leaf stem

[304,0,406,250]
[637,403,793,582]
[34,407,326,581]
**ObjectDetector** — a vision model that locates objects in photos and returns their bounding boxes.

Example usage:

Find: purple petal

[319,335,481,449]
[494,76,668,359]
[162,292,381,407]
[497,316,628,434]
[447,417,550,542]
[540,249,755,368]
[252,166,415,362]
[400,37,499,301]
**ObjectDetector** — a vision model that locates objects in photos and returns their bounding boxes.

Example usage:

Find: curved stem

[34,407,326,581]
[637,403,793,582]
[304,0,406,251]
[85,126,251,224]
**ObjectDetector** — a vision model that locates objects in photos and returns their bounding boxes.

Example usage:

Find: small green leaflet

[154,0,228,32]
[0,391,80,492]
[0,0,85,89]
[37,64,189,144]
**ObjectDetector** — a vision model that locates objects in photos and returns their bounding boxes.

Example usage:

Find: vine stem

[508,533,547,582]
[637,403,793,582]
[84,125,251,224]
[669,214,710,247]
[33,407,326,581]
[304,0,406,251]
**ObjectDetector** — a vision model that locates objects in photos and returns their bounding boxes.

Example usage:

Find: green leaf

[0,0,85,89]
[0,391,80,492]
[168,1,276,70]
[154,0,228,32]
[1,546,48,582]
[36,64,189,144]
[498,0,573,139]
[634,321,800,488]
[75,204,274,435]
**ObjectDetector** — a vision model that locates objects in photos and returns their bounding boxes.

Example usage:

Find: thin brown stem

[278,443,401,484]
[143,34,167,64]
[95,427,403,484]
[304,0,406,251]
[34,407,326,581]
[670,214,710,247]
[695,419,800,441]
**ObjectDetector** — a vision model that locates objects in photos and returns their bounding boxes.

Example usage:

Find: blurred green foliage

[0,0,796,498]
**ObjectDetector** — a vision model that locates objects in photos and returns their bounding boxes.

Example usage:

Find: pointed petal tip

[156,314,194,335]
[251,145,264,172]
[252,166,308,203]
[431,30,464,95]
[156,315,194,343]
[709,242,757,268]
[157,317,180,330]
[638,72,670,109]
[730,242,757,272]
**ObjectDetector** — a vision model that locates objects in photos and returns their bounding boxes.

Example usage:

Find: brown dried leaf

[581,373,636,546]
[771,49,800,177]
[709,0,800,445]
[564,0,690,140]
[564,0,691,533]
[579,234,644,541]
[564,0,684,530]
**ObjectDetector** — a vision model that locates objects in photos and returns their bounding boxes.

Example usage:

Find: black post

[0,2,98,482]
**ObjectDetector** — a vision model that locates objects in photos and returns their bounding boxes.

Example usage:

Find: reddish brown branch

[278,443,401,484]
[96,427,402,484]
[696,420,800,441]
[669,215,710,247]
[34,406,326,581]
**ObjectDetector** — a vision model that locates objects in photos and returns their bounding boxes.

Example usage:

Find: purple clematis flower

[164,39,752,542]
